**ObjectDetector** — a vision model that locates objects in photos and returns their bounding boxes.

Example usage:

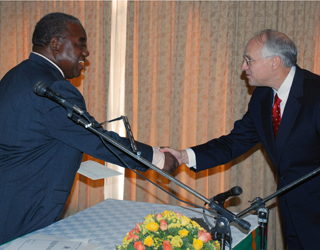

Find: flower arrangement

[116,210,220,250]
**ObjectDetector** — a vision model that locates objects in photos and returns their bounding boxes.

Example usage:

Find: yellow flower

[140,224,147,235]
[170,235,183,248]
[145,214,155,224]
[153,237,163,249]
[213,241,221,249]
[191,220,203,230]
[116,211,221,250]
[193,238,203,250]
[168,222,180,229]
[186,223,193,230]
[146,221,159,232]
[162,210,172,218]
[122,235,128,243]
[121,235,133,248]
[144,236,154,247]
[180,215,191,226]
[178,229,189,237]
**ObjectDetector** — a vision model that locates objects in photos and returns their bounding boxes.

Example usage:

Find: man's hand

[160,148,189,165]
[162,152,179,174]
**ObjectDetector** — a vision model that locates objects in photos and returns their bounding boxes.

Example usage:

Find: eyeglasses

[243,55,273,66]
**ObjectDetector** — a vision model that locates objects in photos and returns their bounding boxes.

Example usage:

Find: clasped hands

[159,147,189,175]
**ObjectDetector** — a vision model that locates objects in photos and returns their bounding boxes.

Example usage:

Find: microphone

[33,81,84,116]
[213,186,243,205]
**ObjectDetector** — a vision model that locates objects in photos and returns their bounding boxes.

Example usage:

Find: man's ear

[49,37,61,52]
[272,56,281,71]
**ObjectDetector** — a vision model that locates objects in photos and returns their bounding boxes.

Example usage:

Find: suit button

[280,175,286,180]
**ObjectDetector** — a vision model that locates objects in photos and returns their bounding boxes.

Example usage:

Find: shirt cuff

[185,148,197,169]
[152,147,165,169]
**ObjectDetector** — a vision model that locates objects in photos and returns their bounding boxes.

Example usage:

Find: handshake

[155,147,189,175]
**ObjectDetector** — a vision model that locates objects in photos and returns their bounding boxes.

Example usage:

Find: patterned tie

[272,94,282,138]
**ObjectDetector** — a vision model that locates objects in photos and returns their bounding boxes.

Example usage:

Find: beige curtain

[0,1,111,217]
[104,0,128,201]
[124,1,320,249]
[2,1,320,249]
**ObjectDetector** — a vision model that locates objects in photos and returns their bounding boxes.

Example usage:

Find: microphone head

[33,81,48,96]
[237,218,251,231]
[230,186,243,196]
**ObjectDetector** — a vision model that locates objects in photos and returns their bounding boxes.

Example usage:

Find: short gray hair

[256,29,297,68]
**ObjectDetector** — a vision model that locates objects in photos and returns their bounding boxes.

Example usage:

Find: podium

[0,199,260,249]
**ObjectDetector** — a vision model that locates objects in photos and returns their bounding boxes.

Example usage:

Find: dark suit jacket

[0,53,153,244]
[192,65,320,249]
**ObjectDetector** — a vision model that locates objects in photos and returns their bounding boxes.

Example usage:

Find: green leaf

[127,244,136,250]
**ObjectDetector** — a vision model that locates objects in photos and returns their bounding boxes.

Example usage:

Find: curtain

[0,1,111,217]
[1,1,320,249]
[104,0,128,201]
[124,1,320,249]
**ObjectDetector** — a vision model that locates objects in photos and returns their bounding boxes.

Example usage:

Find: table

[0,199,260,249]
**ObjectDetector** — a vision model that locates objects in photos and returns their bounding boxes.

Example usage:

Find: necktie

[272,94,282,138]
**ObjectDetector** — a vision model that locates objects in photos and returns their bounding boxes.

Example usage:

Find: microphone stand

[69,112,251,248]
[208,192,239,249]
[236,167,320,250]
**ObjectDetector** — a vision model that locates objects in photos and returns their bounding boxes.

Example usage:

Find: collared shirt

[32,52,65,78]
[273,66,296,116]
[186,66,296,169]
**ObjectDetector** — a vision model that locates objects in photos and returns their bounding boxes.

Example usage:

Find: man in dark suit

[162,29,320,249]
[0,12,178,244]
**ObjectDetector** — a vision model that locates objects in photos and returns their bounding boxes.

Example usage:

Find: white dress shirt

[32,52,65,78]
[186,66,296,169]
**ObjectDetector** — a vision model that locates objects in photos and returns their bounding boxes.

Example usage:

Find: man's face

[241,36,273,87]
[55,22,89,79]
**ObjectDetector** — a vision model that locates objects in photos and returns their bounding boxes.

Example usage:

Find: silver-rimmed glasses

[243,55,273,66]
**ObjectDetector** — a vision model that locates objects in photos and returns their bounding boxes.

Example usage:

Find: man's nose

[241,60,248,71]
[83,48,90,57]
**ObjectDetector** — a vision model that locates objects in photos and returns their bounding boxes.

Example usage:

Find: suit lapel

[261,89,275,153]
[275,66,304,164]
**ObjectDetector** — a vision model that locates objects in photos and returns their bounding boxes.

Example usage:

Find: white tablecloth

[0,199,258,249]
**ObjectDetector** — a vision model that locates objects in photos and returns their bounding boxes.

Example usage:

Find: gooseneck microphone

[213,186,243,205]
[33,81,84,116]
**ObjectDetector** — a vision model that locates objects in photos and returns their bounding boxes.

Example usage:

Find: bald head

[254,29,297,68]
[242,29,296,90]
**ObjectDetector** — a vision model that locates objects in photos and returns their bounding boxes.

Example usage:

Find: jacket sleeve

[191,98,261,172]
[35,79,153,171]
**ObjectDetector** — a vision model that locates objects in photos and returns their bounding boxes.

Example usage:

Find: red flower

[134,223,141,233]
[134,241,145,250]
[175,212,182,218]
[156,213,163,220]
[160,219,168,231]
[128,229,139,241]
[163,240,173,250]
[198,230,212,243]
